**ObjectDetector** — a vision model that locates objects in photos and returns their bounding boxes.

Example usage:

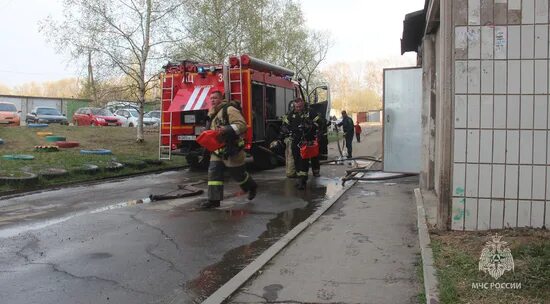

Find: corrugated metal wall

[0,95,90,125]
[451,0,550,230]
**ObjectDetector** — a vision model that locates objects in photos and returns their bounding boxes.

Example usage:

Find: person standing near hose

[354,121,362,143]
[201,90,257,209]
[282,98,320,189]
[337,110,354,158]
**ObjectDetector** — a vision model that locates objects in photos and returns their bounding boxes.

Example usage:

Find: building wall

[450,0,550,230]
[433,26,444,197]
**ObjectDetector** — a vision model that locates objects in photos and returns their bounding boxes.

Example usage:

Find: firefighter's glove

[217,126,237,143]
[269,140,284,153]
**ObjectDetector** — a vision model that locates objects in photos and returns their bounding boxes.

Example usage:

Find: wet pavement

[0,127,382,304]
[0,163,348,304]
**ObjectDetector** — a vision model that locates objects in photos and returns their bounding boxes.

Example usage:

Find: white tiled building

[403,0,550,230]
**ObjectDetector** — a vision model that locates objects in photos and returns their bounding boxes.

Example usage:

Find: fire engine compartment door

[251,83,266,141]
[168,85,213,112]
[383,67,421,173]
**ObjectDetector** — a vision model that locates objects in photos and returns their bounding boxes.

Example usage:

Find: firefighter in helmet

[281,98,321,190]
[202,90,257,208]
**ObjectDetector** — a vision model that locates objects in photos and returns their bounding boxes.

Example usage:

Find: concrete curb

[0,165,188,200]
[199,162,373,304]
[414,188,440,304]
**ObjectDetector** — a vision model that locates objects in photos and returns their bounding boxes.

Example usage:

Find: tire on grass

[80,149,112,155]
[36,131,53,137]
[122,160,147,169]
[0,138,4,145]
[27,123,49,128]
[143,159,163,166]
[0,171,39,186]
[2,154,35,160]
[56,141,80,148]
[39,168,68,179]
[104,161,124,172]
[71,164,100,175]
[34,145,60,152]
[45,136,66,142]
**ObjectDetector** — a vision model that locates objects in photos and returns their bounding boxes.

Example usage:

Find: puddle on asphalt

[183,177,341,301]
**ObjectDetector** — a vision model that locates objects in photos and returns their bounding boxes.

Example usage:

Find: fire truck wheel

[186,154,210,171]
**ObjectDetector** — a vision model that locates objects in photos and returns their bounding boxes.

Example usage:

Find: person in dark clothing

[337,110,354,158]
[281,98,321,189]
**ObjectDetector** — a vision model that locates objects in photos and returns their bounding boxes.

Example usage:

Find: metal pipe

[230,54,295,77]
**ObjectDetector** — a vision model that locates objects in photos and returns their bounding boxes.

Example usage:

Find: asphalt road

[0,126,382,304]
[0,168,344,304]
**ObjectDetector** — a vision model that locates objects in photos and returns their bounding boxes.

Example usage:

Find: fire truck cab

[159,54,329,170]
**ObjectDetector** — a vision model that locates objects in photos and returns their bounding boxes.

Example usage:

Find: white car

[114,108,158,127]
[144,111,161,125]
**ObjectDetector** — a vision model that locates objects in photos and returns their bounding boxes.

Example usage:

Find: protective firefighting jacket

[281,108,320,143]
[208,100,247,166]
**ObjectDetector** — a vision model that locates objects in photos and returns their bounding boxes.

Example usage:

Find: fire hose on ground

[149,180,205,202]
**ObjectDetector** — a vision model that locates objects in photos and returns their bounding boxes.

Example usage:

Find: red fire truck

[159,54,330,170]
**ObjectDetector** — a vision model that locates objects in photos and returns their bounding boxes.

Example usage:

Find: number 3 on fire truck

[218,73,223,82]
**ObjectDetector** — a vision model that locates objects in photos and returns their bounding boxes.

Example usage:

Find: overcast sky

[0,0,424,87]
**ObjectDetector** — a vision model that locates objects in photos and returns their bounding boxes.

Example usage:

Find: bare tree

[173,0,330,91]
[283,30,330,96]
[41,0,184,142]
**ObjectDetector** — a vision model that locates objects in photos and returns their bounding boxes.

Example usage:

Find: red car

[73,107,121,126]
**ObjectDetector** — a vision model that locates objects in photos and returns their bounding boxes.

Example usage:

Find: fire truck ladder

[229,57,243,102]
[159,73,174,160]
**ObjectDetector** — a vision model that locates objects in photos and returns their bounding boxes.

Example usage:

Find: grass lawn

[415,253,427,304]
[0,125,186,194]
[430,229,549,304]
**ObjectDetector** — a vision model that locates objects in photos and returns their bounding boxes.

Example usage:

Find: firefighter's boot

[229,166,257,200]
[200,200,220,209]
[247,183,257,200]
[207,161,224,206]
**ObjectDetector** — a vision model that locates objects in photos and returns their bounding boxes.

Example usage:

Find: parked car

[145,111,161,125]
[114,108,158,127]
[73,107,121,126]
[26,107,68,125]
[0,102,21,126]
